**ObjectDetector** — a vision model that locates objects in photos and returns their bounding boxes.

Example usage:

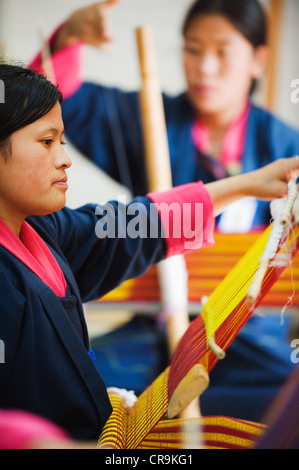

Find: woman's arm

[32,157,298,303]
[205,157,299,216]
[51,0,119,53]
[30,1,120,100]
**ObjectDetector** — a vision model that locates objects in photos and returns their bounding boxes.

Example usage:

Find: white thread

[269,252,293,267]
[293,195,299,225]
[247,190,296,303]
[260,220,284,261]
[280,181,298,225]
[107,387,138,409]
[269,222,297,324]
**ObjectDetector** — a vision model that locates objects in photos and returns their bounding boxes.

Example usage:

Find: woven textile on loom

[98,223,299,449]
[98,230,299,310]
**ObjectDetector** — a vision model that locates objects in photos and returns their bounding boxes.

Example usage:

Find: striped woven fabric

[137,416,266,449]
[97,224,299,449]
[99,391,266,449]
[98,231,299,309]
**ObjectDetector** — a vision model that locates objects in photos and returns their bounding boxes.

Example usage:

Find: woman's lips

[193,85,216,97]
[53,176,68,188]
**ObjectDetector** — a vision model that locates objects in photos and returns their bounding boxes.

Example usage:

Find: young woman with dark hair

[1,62,296,440]
[29,0,299,423]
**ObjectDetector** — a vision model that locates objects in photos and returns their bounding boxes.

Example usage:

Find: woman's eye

[41,140,66,146]
[184,45,202,56]
[42,139,54,146]
[218,48,231,58]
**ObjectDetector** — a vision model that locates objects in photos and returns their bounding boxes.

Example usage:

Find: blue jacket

[0,200,165,439]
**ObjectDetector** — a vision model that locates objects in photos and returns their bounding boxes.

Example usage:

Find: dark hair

[182,0,268,48]
[0,62,63,160]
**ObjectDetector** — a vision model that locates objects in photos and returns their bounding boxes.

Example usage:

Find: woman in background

[30,0,299,423]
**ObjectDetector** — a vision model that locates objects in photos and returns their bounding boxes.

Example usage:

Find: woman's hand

[243,157,299,201]
[206,156,299,216]
[52,0,120,52]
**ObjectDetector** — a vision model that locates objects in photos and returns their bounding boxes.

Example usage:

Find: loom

[97,25,299,449]
[98,190,299,449]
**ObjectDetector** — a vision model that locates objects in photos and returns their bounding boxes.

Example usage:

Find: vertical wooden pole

[136,25,201,418]
[36,20,56,84]
[266,0,284,110]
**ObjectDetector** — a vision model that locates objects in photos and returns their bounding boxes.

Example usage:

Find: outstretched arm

[205,157,299,216]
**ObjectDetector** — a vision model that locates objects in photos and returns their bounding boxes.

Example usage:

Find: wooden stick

[136,26,172,192]
[136,25,202,417]
[36,20,56,84]
[167,364,209,419]
[266,0,284,110]
[0,40,8,61]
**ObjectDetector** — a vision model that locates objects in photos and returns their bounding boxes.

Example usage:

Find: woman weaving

[0,62,298,440]
[29,0,299,422]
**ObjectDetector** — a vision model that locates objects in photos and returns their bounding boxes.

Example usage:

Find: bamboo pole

[136,25,204,418]
[266,0,284,110]
[36,20,56,84]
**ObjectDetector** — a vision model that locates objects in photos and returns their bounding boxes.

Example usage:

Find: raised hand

[52,0,120,52]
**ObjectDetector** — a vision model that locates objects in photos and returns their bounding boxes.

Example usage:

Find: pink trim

[191,103,251,167]
[0,219,67,297]
[147,182,215,258]
[29,23,83,100]
[0,410,70,449]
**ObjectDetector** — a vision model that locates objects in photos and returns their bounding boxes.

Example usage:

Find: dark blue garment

[0,200,166,439]
[62,83,299,422]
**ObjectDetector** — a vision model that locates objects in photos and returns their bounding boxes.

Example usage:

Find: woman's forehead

[184,14,246,43]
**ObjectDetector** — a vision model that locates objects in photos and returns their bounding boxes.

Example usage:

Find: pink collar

[192,103,251,167]
[0,219,67,297]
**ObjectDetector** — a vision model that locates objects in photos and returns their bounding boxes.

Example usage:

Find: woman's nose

[54,146,72,169]
[198,53,219,76]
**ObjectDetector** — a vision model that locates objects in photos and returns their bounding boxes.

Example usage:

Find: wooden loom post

[136,25,206,418]
[36,20,56,85]
[266,0,284,110]
[136,25,188,351]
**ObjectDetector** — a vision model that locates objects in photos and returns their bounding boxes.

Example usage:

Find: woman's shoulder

[249,103,299,153]
[27,204,98,238]
[250,103,299,135]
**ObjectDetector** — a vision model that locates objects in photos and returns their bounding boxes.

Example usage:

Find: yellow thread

[202,224,299,343]
[202,226,272,341]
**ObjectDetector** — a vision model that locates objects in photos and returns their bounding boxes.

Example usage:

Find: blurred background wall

[1,0,298,121]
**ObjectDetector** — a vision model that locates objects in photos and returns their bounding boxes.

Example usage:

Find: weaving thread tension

[247,178,298,303]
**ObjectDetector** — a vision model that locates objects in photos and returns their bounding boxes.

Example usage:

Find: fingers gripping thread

[247,182,298,303]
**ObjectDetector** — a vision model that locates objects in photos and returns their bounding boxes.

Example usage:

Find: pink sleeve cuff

[147,181,215,258]
[29,23,83,100]
[0,410,70,449]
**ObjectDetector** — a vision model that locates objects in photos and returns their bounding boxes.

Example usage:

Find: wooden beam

[266,0,284,110]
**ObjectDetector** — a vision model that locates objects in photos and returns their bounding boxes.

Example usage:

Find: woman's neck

[197,100,249,140]
[196,100,250,160]
[0,212,24,238]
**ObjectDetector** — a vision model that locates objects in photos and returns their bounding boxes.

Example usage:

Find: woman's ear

[251,45,269,79]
